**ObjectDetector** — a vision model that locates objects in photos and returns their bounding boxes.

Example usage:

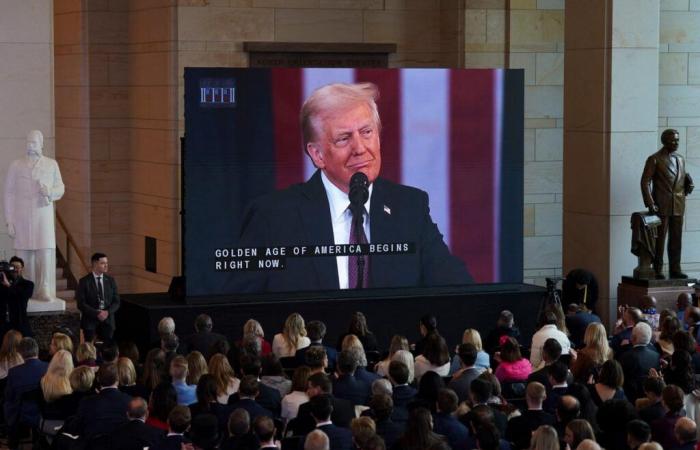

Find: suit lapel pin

[383,205,391,215]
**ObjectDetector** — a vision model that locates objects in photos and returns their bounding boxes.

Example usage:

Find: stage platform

[115,283,546,355]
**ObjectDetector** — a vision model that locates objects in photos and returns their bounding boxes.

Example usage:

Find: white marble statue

[4,130,65,310]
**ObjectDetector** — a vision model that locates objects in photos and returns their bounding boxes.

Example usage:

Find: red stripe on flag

[450,70,496,282]
[271,68,304,189]
[355,69,401,184]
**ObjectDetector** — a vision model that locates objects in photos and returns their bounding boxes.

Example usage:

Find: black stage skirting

[115,283,546,356]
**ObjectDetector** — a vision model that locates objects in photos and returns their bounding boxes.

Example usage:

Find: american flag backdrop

[183,67,523,296]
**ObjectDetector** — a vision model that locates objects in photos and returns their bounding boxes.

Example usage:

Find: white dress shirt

[320,171,373,289]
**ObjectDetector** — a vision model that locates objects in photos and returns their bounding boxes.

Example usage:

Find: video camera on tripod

[544,277,563,306]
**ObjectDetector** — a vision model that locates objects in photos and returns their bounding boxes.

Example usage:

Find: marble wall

[0,1,55,260]
[659,0,700,278]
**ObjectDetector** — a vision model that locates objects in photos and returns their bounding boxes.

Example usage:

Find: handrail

[55,211,90,274]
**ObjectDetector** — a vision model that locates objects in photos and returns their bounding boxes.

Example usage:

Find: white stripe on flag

[302,69,355,181]
[400,69,451,248]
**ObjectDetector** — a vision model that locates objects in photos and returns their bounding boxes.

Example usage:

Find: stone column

[563,0,660,327]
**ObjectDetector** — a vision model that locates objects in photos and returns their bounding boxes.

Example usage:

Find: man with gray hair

[673,417,697,450]
[231,82,472,293]
[183,313,226,359]
[619,321,660,401]
[305,429,330,450]
[371,378,393,397]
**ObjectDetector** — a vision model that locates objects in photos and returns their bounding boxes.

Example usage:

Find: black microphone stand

[351,205,365,289]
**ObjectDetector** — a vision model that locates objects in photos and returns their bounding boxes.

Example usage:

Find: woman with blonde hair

[342,334,368,366]
[41,349,74,402]
[208,353,240,404]
[571,323,613,383]
[375,335,409,377]
[0,330,23,379]
[49,332,73,356]
[272,313,310,358]
[530,425,559,450]
[117,356,148,399]
[186,351,208,385]
[75,342,97,369]
[449,329,490,374]
[242,319,271,356]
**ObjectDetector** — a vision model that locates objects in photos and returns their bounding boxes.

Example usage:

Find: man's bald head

[675,417,697,444]
[576,440,601,450]
[304,429,330,450]
[127,397,148,420]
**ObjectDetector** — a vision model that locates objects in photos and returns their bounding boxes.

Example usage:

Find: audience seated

[39,349,75,424]
[296,320,337,372]
[618,322,660,402]
[282,366,312,422]
[414,333,451,381]
[565,304,602,349]
[228,374,273,421]
[0,330,23,381]
[626,419,652,450]
[49,332,73,357]
[189,373,233,434]
[433,388,469,450]
[657,315,683,357]
[336,312,379,353]
[70,363,131,440]
[463,377,507,437]
[349,416,376,449]
[141,348,167,399]
[189,412,221,450]
[367,393,404,448]
[530,311,571,370]
[527,338,571,390]
[118,356,149,399]
[495,336,532,385]
[253,415,280,449]
[412,314,440,357]
[219,408,256,450]
[183,314,227,361]
[209,353,240,404]
[485,310,521,357]
[587,359,626,407]
[375,335,409,377]
[651,384,686,449]
[506,382,555,450]
[611,306,643,354]
[170,355,196,406]
[154,405,192,450]
[393,406,447,450]
[234,354,282,416]
[4,337,48,448]
[672,416,697,450]
[529,425,559,450]
[147,382,178,431]
[553,395,579,442]
[303,394,353,450]
[448,343,485,403]
[75,342,97,369]
[571,323,612,383]
[293,373,355,435]
[110,396,165,449]
[637,376,666,424]
[388,361,416,424]
[341,336,380,385]
[261,354,291,397]
[413,371,444,414]
[304,429,330,450]
[596,398,637,450]
[542,361,570,413]
[273,313,311,358]
[242,319,272,357]
[562,419,595,450]
[332,350,371,406]
[186,351,208,386]
[450,329,490,375]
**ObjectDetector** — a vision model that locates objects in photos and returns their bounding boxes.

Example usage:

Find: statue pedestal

[28,297,66,314]
[617,276,697,311]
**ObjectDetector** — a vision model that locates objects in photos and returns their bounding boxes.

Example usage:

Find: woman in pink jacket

[495,336,532,383]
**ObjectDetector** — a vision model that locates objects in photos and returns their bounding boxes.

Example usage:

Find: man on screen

[232,82,472,292]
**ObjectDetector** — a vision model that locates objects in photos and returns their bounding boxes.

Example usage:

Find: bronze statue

[641,129,694,279]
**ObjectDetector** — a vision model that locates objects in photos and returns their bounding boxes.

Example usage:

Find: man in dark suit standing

[110,397,164,449]
[71,363,132,440]
[641,128,694,279]
[301,394,352,450]
[230,82,472,293]
[0,256,34,337]
[76,252,120,342]
[618,322,660,402]
[4,337,47,450]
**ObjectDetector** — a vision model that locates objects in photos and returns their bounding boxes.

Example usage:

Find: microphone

[349,172,369,212]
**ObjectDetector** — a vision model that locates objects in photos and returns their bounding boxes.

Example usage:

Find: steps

[56,266,77,312]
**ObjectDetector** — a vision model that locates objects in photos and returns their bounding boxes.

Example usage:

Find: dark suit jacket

[642,148,693,216]
[505,409,555,450]
[154,434,191,450]
[183,331,227,360]
[303,424,353,450]
[333,373,371,406]
[433,412,470,450]
[355,367,381,386]
[375,418,405,449]
[295,342,337,371]
[76,272,120,331]
[0,277,33,336]
[72,387,132,439]
[110,419,165,450]
[639,400,665,424]
[229,171,472,293]
[227,383,281,417]
[292,396,355,435]
[526,365,574,391]
[565,311,602,348]
[3,358,48,427]
[228,398,273,422]
[448,368,483,403]
[392,384,417,424]
[618,345,660,401]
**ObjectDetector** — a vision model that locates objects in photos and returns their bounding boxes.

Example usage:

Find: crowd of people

[2,293,700,450]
